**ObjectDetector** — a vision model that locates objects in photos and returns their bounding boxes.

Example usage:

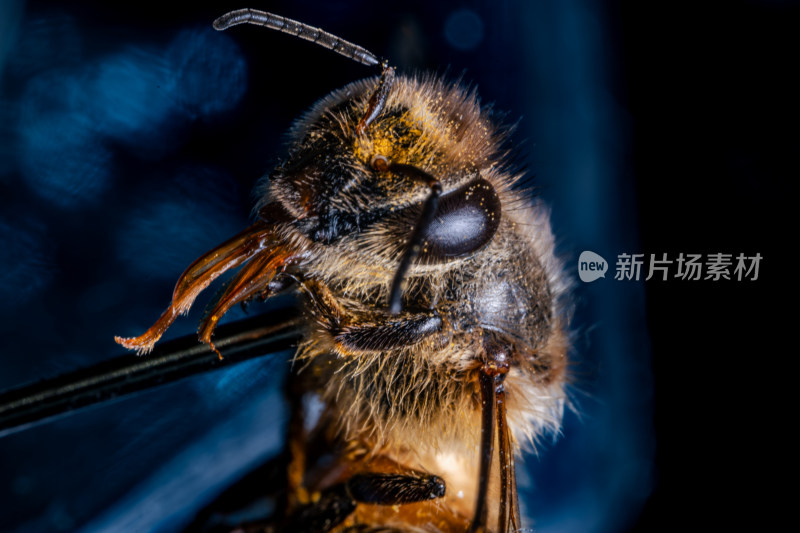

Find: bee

[115,8,570,533]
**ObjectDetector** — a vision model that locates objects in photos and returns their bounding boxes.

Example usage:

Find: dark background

[0,0,791,531]
[622,1,790,530]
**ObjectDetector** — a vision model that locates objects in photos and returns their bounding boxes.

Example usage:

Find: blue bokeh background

[0,1,789,532]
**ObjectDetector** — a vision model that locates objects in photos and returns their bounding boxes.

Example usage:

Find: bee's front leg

[333,311,443,353]
[284,471,445,533]
[292,276,445,353]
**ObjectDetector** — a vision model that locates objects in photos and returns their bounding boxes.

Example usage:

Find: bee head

[265,75,506,312]
[216,10,507,313]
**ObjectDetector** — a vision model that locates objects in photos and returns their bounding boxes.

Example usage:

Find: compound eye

[419,178,501,261]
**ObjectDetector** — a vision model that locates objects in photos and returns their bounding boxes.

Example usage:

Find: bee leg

[470,334,520,533]
[291,275,444,352]
[346,471,446,504]
[284,472,445,533]
[334,311,443,352]
[285,275,348,328]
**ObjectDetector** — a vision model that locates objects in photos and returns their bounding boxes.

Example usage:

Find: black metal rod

[0,308,303,438]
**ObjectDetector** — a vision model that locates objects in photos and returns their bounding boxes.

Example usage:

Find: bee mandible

[115,8,570,533]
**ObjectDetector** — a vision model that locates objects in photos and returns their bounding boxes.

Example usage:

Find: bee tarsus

[284,472,445,533]
[335,312,443,352]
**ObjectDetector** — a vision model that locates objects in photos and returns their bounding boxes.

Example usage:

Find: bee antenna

[381,162,442,314]
[213,9,383,68]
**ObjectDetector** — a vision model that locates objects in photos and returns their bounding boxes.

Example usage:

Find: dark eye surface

[419,178,501,261]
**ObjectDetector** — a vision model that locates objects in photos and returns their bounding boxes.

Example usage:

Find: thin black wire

[0,308,303,438]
